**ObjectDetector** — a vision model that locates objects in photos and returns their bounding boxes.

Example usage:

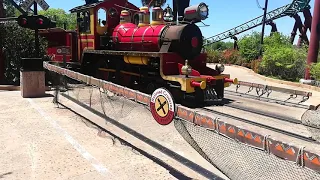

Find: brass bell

[181,60,192,77]
[163,4,173,22]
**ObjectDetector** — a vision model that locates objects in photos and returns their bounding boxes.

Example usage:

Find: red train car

[39,28,78,65]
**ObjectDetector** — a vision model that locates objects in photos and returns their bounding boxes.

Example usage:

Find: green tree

[238,31,261,62]
[263,32,292,50]
[207,41,233,51]
[38,8,77,30]
[0,22,48,84]
[310,62,320,81]
[3,0,24,17]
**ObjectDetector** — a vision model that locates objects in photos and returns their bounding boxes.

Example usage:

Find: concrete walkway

[0,91,208,180]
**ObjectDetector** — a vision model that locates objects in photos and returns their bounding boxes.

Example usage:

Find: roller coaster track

[203,0,311,46]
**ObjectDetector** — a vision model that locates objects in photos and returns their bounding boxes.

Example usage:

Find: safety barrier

[44,61,320,180]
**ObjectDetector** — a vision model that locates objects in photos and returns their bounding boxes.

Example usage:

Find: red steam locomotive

[43,0,238,104]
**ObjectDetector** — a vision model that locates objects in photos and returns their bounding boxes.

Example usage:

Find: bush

[207,50,223,63]
[259,46,307,81]
[310,63,320,80]
[221,49,244,65]
[0,22,48,85]
[251,59,262,73]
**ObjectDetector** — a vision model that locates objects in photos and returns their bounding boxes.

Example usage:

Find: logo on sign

[150,88,175,125]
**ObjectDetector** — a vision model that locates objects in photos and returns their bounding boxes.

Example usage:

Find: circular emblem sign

[150,88,175,125]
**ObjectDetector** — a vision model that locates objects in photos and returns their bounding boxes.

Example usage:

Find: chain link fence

[45,64,320,180]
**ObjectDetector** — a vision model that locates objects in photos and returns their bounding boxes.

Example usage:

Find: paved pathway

[0,91,208,180]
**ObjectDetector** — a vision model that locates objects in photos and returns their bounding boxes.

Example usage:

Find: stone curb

[0,85,52,91]
[0,85,20,91]
[44,62,320,174]
[209,63,320,92]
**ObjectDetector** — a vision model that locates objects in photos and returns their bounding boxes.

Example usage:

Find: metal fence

[45,62,320,180]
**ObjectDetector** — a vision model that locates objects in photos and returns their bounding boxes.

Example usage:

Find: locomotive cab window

[133,14,139,25]
[97,8,107,27]
[77,10,91,33]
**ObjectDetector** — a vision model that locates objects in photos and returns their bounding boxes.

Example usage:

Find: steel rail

[221,103,302,124]
[201,107,318,143]
[224,90,310,109]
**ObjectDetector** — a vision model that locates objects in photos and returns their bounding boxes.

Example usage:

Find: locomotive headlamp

[198,3,209,20]
[184,2,209,22]
[215,64,225,73]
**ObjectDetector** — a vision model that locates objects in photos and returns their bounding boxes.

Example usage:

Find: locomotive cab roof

[69,1,103,13]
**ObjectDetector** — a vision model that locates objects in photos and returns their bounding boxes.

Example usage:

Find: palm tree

[141,0,167,7]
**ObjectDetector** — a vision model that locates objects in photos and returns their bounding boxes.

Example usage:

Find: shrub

[0,22,48,85]
[259,46,307,81]
[310,63,320,81]
[251,59,262,73]
[207,50,223,63]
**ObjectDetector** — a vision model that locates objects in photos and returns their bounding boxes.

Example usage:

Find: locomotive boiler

[65,0,238,104]
[112,7,203,60]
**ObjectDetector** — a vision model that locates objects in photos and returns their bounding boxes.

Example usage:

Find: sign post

[56,46,71,68]
[56,46,71,89]
[19,0,50,98]
[20,0,50,57]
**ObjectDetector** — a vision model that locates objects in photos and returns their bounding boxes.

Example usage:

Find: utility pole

[260,0,269,57]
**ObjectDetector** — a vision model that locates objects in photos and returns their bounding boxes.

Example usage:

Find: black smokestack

[173,0,190,21]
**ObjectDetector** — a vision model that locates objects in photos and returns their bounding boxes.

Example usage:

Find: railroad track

[200,104,319,143]
[224,90,310,110]
[222,102,302,124]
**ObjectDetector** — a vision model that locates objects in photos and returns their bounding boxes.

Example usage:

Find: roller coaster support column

[304,0,320,80]
[0,0,4,82]
[266,20,278,36]
[259,0,269,57]
[291,14,303,44]
[297,8,312,47]
[231,36,239,50]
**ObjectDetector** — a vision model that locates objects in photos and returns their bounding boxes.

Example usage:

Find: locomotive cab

[70,0,140,60]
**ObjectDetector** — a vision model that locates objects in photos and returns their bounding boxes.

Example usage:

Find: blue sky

[42,0,316,43]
